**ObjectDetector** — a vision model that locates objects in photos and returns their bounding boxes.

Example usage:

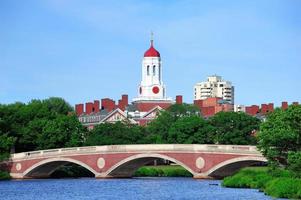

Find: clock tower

[133,34,171,102]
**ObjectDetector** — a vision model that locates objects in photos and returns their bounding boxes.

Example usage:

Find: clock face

[152,86,160,94]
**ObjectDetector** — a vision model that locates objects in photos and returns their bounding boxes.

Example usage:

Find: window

[153,65,156,75]
[147,65,150,75]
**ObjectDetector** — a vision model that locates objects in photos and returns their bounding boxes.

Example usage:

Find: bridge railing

[11,146,98,160]
[10,144,261,160]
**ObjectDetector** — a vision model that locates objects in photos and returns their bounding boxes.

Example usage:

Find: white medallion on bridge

[97,158,105,169]
[16,163,22,171]
[195,157,205,169]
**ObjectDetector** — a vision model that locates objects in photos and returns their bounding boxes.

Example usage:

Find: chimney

[281,101,288,110]
[176,95,183,104]
[75,104,84,116]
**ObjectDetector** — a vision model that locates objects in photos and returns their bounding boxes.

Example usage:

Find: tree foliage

[35,115,86,150]
[287,151,301,177]
[144,107,259,145]
[168,116,214,144]
[257,105,301,169]
[0,97,85,153]
[146,112,176,143]
[85,122,146,145]
[209,112,260,145]
[166,103,200,117]
[0,132,15,161]
[145,104,201,143]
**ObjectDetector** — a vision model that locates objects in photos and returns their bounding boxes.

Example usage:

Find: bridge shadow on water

[50,163,95,178]
[45,158,265,179]
[49,159,189,179]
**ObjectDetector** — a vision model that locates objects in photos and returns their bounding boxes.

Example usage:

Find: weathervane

[150,31,154,46]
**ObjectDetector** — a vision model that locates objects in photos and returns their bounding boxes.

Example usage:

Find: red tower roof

[144,40,160,57]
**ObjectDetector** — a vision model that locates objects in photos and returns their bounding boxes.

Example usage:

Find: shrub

[223,167,271,189]
[223,173,254,188]
[223,167,301,199]
[250,174,273,189]
[268,168,294,178]
[0,170,11,180]
[134,166,192,177]
[265,178,301,199]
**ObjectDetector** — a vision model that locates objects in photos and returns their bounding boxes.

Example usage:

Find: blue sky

[1,0,300,107]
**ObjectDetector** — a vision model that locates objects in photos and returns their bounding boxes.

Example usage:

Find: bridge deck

[11,144,261,161]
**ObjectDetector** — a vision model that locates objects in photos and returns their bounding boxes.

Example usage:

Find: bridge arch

[205,156,267,178]
[23,157,98,178]
[104,153,196,178]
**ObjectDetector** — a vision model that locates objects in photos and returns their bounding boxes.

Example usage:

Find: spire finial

[150,31,154,46]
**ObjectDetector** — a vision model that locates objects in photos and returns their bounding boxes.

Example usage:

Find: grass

[222,167,301,199]
[134,165,192,177]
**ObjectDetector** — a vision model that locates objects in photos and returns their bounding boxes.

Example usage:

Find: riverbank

[134,165,192,177]
[222,167,301,199]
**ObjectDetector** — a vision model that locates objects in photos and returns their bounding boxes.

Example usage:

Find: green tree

[146,104,200,143]
[0,132,14,180]
[85,122,146,145]
[167,103,200,117]
[0,132,15,161]
[18,118,48,151]
[36,114,86,150]
[257,105,301,168]
[43,97,73,115]
[287,151,301,177]
[0,97,81,152]
[167,115,214,144]
[146,111,175,143]
[209,112,260,145]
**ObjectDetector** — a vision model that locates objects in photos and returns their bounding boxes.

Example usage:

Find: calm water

[0,177,283,200]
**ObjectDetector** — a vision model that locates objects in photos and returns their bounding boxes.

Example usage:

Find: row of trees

[86,104,260,146]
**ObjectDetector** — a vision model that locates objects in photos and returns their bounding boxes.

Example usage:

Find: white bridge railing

[11,144,262,160]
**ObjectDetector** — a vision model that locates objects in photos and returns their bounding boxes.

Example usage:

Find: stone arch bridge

[8,144,266,179]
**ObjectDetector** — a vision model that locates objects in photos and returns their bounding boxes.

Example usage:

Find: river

[0,177,284,200]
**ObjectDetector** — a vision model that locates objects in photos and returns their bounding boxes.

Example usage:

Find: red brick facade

[245,101,296,116]
[176,95,183,104]
[194,97,234,117]
[75,94,129,116]
[75,104,84,116]
[134,101,172,112]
